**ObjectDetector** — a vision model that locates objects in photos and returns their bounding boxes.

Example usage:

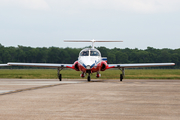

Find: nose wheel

[87,75,91,82]
[87,71,91,82]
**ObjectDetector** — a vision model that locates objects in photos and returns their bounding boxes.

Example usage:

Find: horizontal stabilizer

[64,39,123,48]
[64,40,123,42]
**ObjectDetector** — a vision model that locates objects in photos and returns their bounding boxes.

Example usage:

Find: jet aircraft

[0,40,175,81]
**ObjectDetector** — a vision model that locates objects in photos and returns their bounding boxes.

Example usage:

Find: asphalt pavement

[0,79,180,120]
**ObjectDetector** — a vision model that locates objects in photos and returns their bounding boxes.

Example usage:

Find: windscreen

[80,51,89,56]
[90,50,100,56]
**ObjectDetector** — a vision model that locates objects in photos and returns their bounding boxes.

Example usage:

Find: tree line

[0,44,179,68]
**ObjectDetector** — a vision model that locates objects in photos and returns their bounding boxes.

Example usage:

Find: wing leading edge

[7,62,73,68]
[1,62,175,68]
[0,64,9,67]
[108,63,175,68]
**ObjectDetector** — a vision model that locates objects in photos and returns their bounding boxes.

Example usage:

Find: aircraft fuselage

[72,48,108,77]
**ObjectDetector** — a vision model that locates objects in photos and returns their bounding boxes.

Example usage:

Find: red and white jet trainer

[1,40,175,81]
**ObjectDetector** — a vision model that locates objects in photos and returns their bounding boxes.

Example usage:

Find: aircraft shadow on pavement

[89,80,105,82]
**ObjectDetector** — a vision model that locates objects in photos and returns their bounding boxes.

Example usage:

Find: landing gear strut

[87,71,91,82]
[57,68,63,81]
[88,75,91,82]
[119,68,125,81]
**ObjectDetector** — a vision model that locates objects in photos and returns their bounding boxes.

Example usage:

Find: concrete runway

[0,79,180,120]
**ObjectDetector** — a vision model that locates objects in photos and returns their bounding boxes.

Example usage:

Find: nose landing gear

[87,75,91,82]
[86,70,91,82]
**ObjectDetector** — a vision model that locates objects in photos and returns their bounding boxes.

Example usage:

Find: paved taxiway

[0,79,180,120]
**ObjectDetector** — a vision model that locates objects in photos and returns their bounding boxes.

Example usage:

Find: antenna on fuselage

[64,39,123,49]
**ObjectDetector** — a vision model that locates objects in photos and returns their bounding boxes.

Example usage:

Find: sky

[0,0,180,49]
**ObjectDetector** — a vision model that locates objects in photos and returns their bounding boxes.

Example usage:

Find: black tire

[88,75,91,82]
[59,74,62,81]
[120,74,123,81]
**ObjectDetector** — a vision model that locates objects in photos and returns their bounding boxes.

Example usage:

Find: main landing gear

[57,68,63,81]
[120,74,123,81]
[119,68,125,81]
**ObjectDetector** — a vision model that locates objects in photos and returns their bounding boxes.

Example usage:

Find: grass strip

[0,69,179,79]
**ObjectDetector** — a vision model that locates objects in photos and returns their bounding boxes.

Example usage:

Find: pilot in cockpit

[82,51,88,56]
[90,51,98,56]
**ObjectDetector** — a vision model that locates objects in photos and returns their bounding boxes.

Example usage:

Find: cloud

[0,0,50,10]
[48,0,180,14]
[1,0,180,13]
[116,0,180,13]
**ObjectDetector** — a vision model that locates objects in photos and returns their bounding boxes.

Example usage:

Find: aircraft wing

[108,63,175,68]
[7,62,73,68]
[0,64,9,67]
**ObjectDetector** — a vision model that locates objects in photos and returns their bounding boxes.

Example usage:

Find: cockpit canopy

[79,48,101,57]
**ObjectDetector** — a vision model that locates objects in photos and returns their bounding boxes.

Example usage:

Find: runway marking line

[0,81,84,96]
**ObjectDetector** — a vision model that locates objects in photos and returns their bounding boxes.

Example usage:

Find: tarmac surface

[0,79,180,120]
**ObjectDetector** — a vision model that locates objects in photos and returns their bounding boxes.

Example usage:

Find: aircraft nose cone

[80,56,98,69]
